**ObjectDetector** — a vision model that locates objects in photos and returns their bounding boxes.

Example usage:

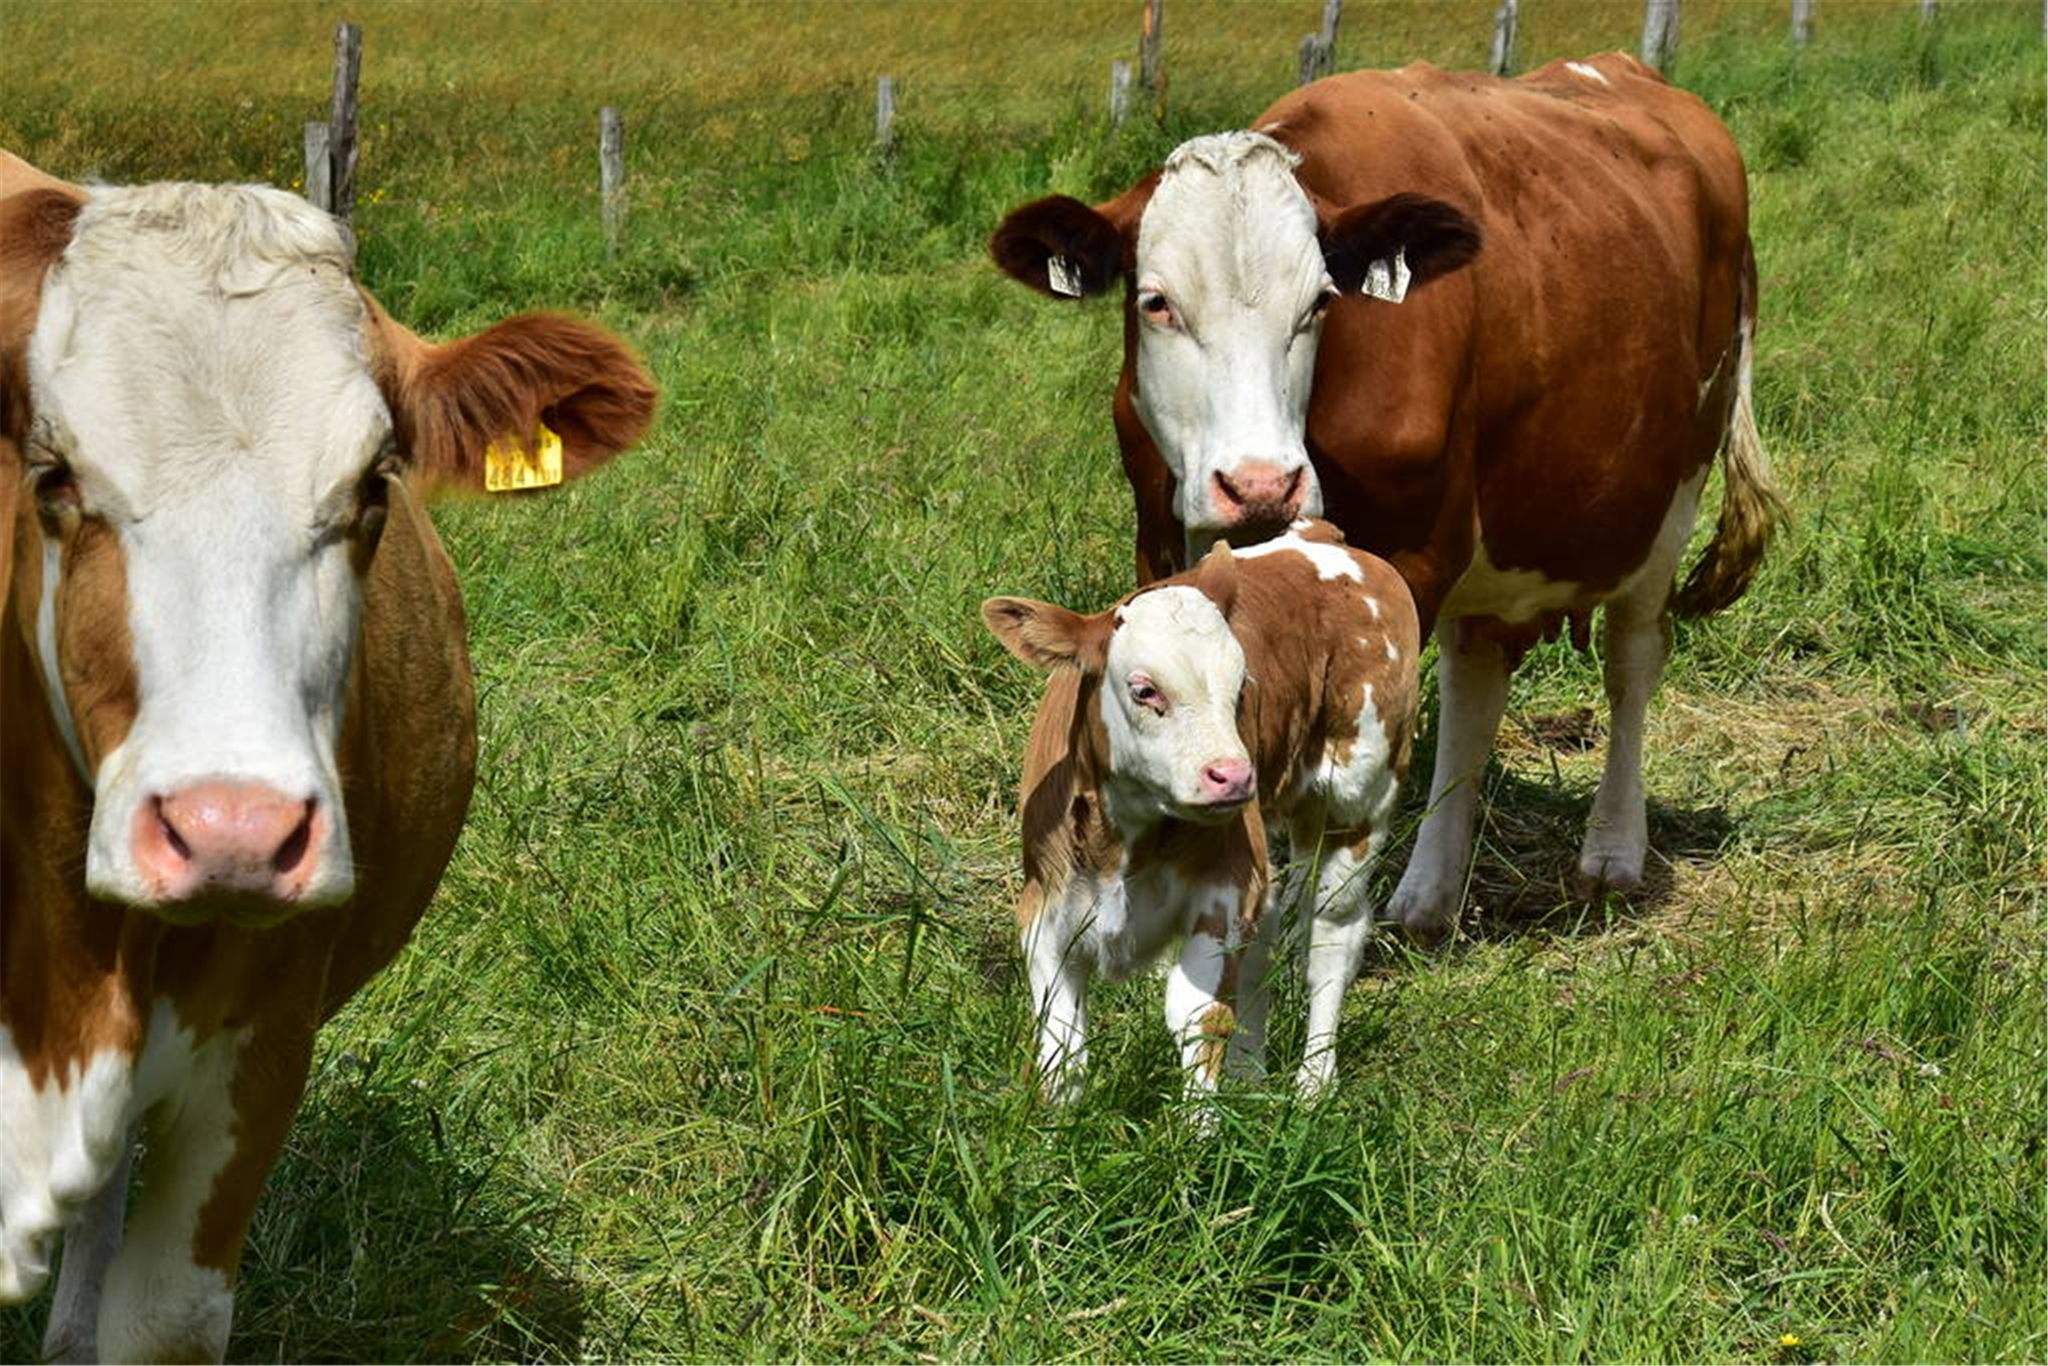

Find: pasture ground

[4,2,2043,1361]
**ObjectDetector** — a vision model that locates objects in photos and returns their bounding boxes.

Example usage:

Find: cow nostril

[1213,471,1243,507]
[155,797,192,863]
[1283,468,1304,500]
[273,801,316,876]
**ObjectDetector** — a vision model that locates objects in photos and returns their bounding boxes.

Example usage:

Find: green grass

[4,2,2043,1361]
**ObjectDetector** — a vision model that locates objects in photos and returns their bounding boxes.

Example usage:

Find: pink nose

[1199,758,1256,804]
[1210,463,1307,525]
[132,782,323,904]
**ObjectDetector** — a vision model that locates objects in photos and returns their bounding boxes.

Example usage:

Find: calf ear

[982,597,1113,673]
[1193,540,1240,620]
[372,302,657,492]
[989,195,1126,300]
[1321,193,1481,298]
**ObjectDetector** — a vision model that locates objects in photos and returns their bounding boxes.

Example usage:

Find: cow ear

[1,182,86,613]
[371,302,658,493]
[982,596,1113,674]
[989,195,1125,300]
[1321,193,1481,298]
[1193,539,1240,620]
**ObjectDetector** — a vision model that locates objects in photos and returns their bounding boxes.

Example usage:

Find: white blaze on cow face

[25,183,390,919]
[1131,133,1330,554]
[1098,586,1254,828]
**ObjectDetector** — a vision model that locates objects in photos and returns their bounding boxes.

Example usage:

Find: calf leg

[1022,902,1091,1104]
[1389,624,1511,944]
[1298,827,1389,1101]
[1163,888,1236,1114]
[41,1139,133,1365]
[1222,881,1285,1083]
[97,1025,311,1364]
[1577,474,1703,896]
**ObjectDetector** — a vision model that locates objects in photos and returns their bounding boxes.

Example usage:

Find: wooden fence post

[1140,0,1166,121]
[1640,0,1679,69]
[326,21,362,226]
[302,122,333,212]
[1918,0,1937,24]
[1791,0,1814,45]
[1489,0,1520,75]
[875,76,897,159]
[1109,59,1132,132]
[599,106,624,256]
[1299,0,1343,86]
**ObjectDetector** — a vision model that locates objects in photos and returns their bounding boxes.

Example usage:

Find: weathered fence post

[302,122,333,212]
[1918,0,1938,24]
[1109,59,1133,132]
[1489,0,1520,75]
[1791,0,1814,46]
[599,106,624,257]
[875,76,897,159]
[326,21,362,226]
[1640,0,1679,70]
[1140,0,1166,121]
[1299,0,1343,86]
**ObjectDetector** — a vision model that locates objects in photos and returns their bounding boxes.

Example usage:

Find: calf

[984,520,1418,1103]
[1,152,655,1361]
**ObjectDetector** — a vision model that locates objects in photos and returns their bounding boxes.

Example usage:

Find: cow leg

[41,1138,134,1365]
[1298,825,1388,1101]
[1577,473,1703,896]
[1389,623,1510,944]
[97,1026,311,1364]
[1165,883,1245,1104]
[1022,902,1091,1104]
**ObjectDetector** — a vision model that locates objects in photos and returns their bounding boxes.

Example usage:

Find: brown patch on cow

[1194,1002,1236,1081]
[366,296,656,492]
[53,515,141,768]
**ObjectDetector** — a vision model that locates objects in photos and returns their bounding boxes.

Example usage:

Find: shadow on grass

[227,1069,586,1364]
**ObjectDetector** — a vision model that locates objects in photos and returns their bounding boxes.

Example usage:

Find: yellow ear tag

[482,423,564,492]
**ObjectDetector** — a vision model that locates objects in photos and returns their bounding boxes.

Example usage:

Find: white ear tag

[1046,254,1084,297]
[1363,247,1411,304]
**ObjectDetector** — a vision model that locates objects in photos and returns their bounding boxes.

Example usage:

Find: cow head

[0,174,654,925]
[983,544,1252,827]
[990,132,1480,557]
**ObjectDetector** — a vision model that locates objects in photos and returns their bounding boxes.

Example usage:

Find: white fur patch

[1234,528,1364,582]
[1566,60,1610,85]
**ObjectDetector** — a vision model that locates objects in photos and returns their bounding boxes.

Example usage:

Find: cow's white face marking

[26,183,387,913]
[1098,586,1250,828]
[1131,133,1330,548]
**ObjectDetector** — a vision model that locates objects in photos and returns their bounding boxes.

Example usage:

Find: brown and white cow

[985,519,1419,1103]
[990,53,1783,942]
[0,151,655,1361]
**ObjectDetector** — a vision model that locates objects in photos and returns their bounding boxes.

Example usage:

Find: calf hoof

[1387,884,1460,948]
[1294,1060,1337,1104]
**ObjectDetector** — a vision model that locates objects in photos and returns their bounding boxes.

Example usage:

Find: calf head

[984,545,1253,827]
[990,132,1480,556]
[1,176,654,924]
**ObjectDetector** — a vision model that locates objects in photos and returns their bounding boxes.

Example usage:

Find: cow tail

[1674,242,1786,619]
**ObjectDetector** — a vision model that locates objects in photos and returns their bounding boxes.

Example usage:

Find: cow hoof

[1388,879,1461,948]
[1572,851,1644,901]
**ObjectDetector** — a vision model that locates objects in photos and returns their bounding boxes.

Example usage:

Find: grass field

[4,2,2044,1361]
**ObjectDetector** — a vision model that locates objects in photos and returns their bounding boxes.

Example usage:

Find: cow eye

[1137,290,1178,328]
[31,462,79,513]
[355,460,395,542]
[1128,676,1169,714]
[1306,286,1339,323]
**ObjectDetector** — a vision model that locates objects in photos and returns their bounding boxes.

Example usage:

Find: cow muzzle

[1208,462,1311,537]
[127,781,342,922]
